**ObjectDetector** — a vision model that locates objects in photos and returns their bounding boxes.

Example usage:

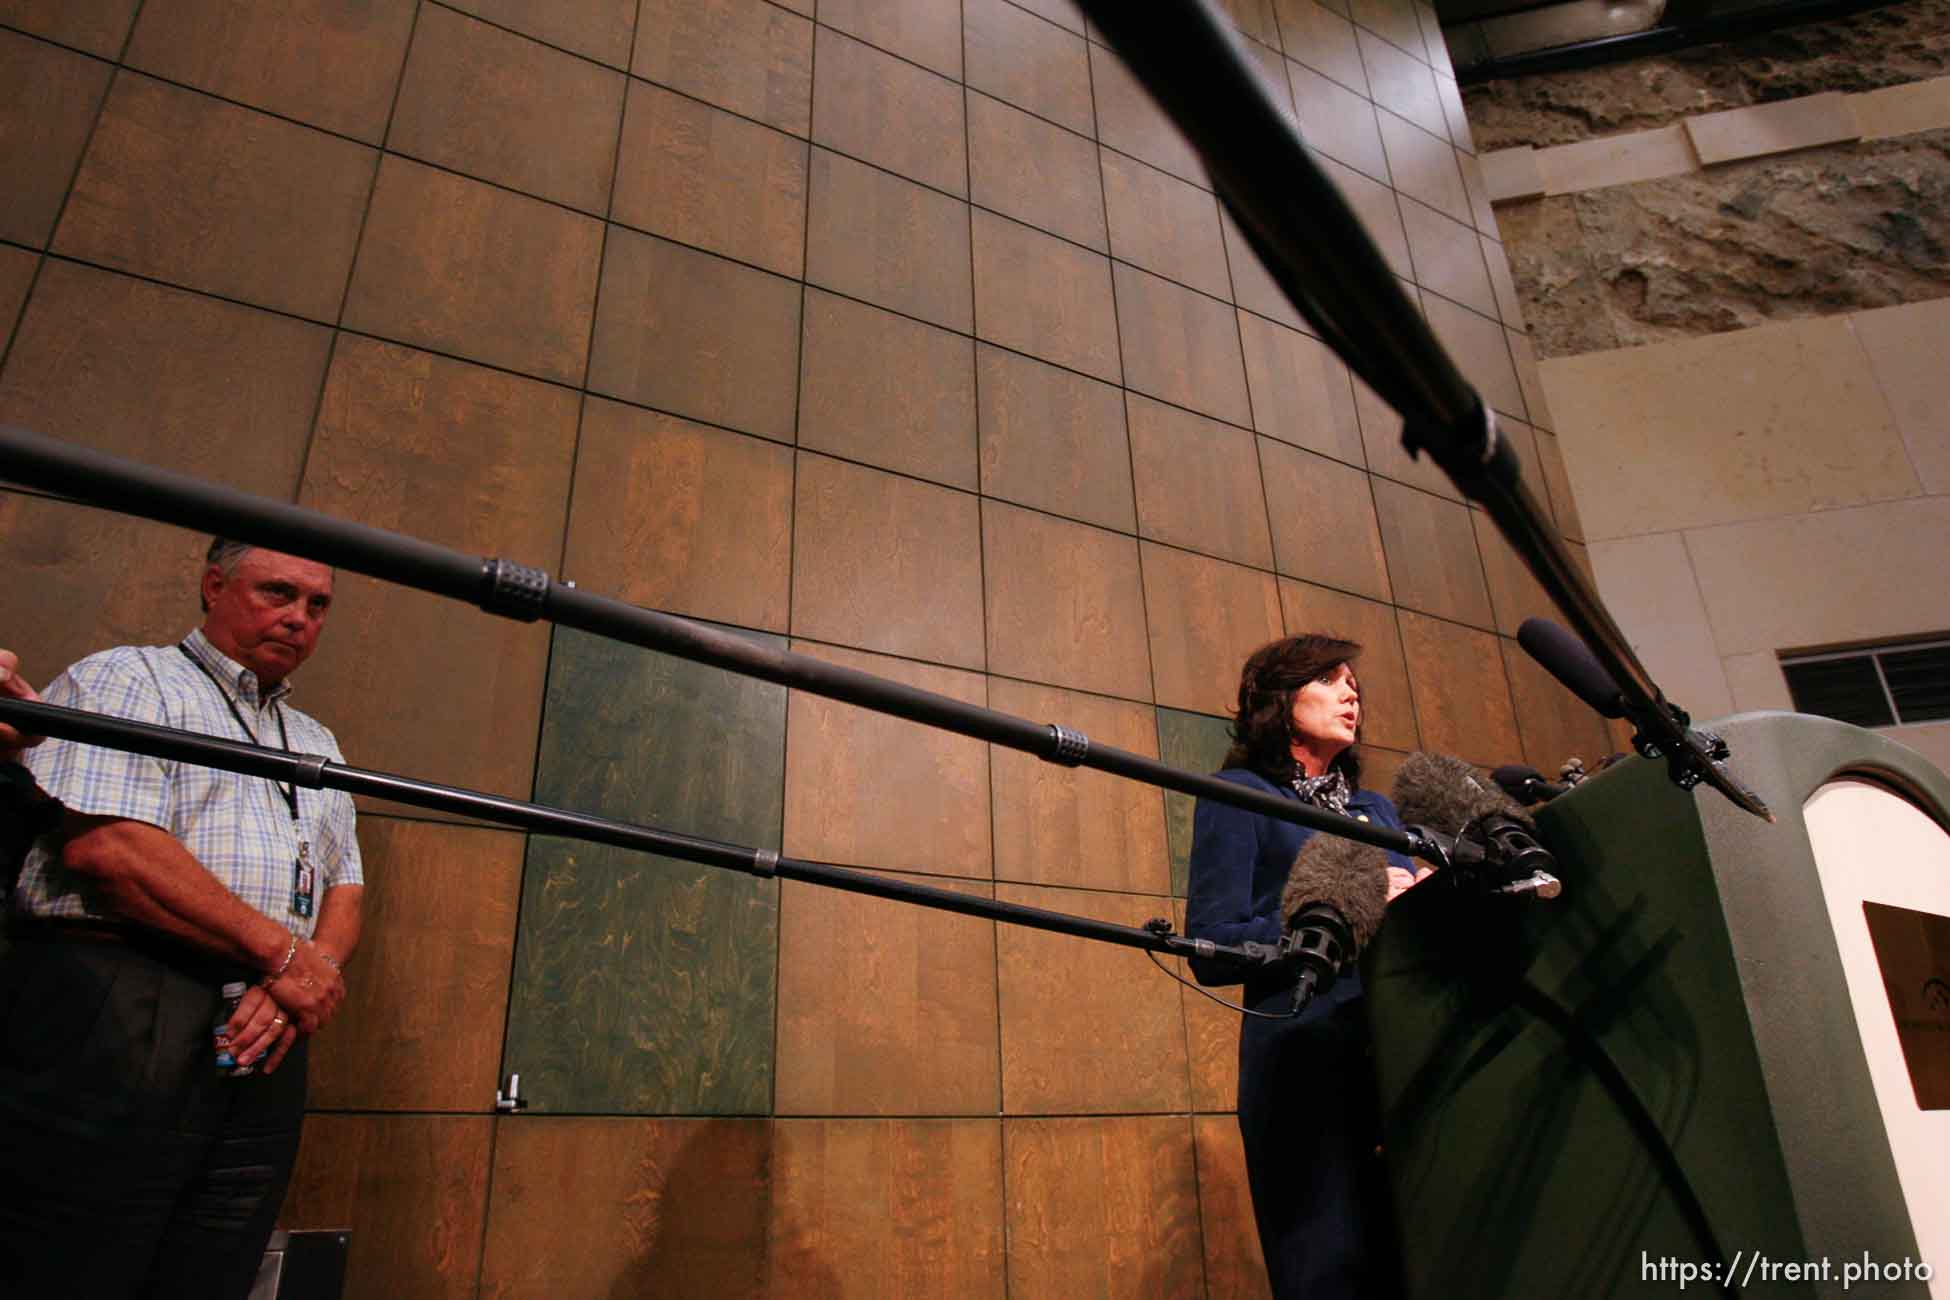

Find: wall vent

[1780,639,1950,728]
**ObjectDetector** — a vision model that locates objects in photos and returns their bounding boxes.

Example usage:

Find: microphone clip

[1631,704,1732,792]
[1147,918,1289,971]
[1285,904,1352,973]
[1408,813,1563,901]
[1285,902,1358,1014]
[1469,811,1555,880]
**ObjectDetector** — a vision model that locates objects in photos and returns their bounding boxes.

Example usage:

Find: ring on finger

[271,1014,287,1028]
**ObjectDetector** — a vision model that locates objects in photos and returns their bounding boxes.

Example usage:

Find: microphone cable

[1143,948,1304,1020]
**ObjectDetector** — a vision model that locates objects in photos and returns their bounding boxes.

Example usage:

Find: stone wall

[1465,0,1950,148]
[1473,1,1950,769]
[1464,0,1950,357]
[1498,128,1950,353]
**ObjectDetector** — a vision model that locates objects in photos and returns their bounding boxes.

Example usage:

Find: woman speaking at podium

[1186,634,1417,1299]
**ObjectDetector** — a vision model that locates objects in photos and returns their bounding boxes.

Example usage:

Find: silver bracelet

[263,932,299,985]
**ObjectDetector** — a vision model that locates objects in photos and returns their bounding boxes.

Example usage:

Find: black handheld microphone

[1517,618,1627,719]
[1394,751,1560,897]
[1280,833,1390,1012]
[1492,762,1569,806]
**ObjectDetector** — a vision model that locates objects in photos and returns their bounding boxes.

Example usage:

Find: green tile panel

[503,626,787,1115]
[1155,706,1235,898]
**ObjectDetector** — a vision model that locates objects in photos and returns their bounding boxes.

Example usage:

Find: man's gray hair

[200,537,255,611]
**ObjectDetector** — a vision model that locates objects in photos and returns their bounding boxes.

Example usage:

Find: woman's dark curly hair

[1222,634,1362,786]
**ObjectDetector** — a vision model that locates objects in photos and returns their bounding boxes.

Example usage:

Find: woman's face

[1289,661,1360,771]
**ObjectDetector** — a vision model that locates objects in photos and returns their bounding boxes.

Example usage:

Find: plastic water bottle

[215,980,254,1076]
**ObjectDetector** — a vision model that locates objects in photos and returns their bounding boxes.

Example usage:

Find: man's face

[200,549,335,685]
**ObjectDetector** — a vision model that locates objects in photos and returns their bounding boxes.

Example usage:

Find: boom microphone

[1517,618,1627,719]
[1280,832,1389,1011]
[1492,763,1569,806]
[1395,750,1528,831]
[1393,751,1560,897]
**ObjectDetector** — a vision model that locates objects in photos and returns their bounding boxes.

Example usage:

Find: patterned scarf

[1292,767,1352,815]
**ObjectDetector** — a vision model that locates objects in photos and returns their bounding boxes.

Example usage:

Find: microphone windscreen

[1517,618,1627,718]
[1491,763,1544,800]
[1393,751,1533,834]
[1282,832,1390,950]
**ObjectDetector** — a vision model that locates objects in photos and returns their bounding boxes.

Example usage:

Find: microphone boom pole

[0,422,1470,871]
[0,695,1286,970]
[1073,0,1770,823]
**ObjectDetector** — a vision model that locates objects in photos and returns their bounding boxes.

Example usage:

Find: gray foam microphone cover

[1392,750,1534,835]
[1281,831,1391,951]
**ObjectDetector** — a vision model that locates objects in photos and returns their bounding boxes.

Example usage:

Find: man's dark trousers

[0,929,308,1300]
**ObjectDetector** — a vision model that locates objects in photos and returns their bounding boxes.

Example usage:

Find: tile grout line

[0,7,133,382]
[470,0,639,1288]
[287,0,426,510]
[1084,42,1223,1278]
[770,0,822,1145]
[1840,312,1932,495]
[955,28,1014,1229]
[963,0,1020,1282]
[0,410,1492,639]
[11,74,1519,428]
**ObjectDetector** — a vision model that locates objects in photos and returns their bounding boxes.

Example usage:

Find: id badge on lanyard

[293,838,316,918]
[176,645,319,921]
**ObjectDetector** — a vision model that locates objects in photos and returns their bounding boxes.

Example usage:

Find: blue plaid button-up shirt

[18,628,362,938]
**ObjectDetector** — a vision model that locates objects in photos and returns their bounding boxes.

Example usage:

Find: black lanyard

[178,643,300,823]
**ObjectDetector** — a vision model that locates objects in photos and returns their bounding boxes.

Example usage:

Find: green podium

[1366,713,1949,1298]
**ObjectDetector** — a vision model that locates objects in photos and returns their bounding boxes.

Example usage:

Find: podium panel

[1800,780,1948,1290]
[1365,713,1948,1298]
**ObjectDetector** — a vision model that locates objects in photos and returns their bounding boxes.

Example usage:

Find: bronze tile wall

[57,73,375,321]
[476,1116,773,1297]
[1004,1115,1205,1295]
[798,287,978,486]
[994,881,1194,1113]
[774,872,1001,1116]
[437,0,635,69]
[281,1114,495,1300]
[988,678,1168,892]
[123,0,415,141]
[813,24,967,196]
[611,79,810,277]
[0,30,112,247]
[0,0,1582,1293]
[976,342,1134,529]
[587,225,803,437]
[970,207,1120,382]
[346,155,604,382]
[306,819,524,1112]
[389,4,625,212]
[967,90,1107,251]
[822,0,963,77]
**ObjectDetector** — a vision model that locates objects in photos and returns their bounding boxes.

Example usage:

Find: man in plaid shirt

[0,539,364,1300]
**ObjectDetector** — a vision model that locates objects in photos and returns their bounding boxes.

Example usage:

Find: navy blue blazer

[1185,767,1412,1009]
[1186,766,1416,1298]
